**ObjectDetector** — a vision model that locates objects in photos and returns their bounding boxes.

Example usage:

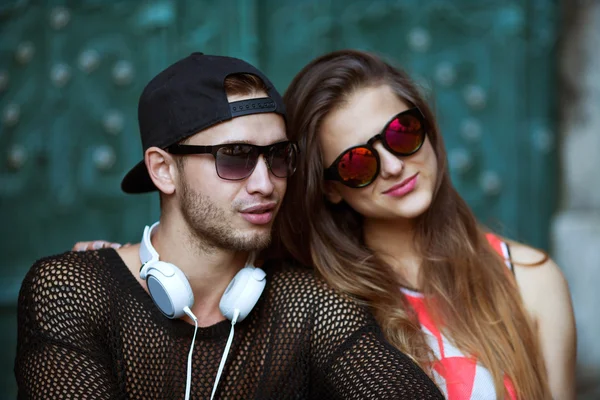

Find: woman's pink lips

[383,174,418,197]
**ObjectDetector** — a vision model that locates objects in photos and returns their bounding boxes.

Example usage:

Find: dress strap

[485,233,515,275]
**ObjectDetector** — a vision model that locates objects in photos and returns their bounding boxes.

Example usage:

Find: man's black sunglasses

[166,140,299,180]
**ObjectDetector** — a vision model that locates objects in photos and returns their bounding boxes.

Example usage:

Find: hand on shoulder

[72,240,131,251]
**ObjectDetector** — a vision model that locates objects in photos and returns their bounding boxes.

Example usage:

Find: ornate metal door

[0,0,557,396]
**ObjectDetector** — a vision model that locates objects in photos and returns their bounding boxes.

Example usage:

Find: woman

[279,49,576,400]
[77,50,576,399]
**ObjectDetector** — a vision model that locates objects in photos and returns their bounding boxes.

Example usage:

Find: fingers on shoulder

[72,240,121,251]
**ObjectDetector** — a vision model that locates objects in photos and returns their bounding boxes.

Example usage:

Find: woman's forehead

[320,86,409,147]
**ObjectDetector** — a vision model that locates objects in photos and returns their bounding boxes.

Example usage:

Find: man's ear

[323,181,343,204]
[145,147,177,195]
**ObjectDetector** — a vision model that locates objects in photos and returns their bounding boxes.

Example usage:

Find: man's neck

[150,220,250,326]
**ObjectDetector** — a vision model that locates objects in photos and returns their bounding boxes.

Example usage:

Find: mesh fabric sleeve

[324,326,443,399]
[14,254,121,400]
[308,277,443,399]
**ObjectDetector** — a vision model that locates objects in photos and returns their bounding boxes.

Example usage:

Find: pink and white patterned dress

[401,234,518,400]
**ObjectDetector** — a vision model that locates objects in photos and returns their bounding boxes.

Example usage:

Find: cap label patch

[230,97,277,118]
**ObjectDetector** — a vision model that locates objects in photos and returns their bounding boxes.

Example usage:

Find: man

[15,53,443,399]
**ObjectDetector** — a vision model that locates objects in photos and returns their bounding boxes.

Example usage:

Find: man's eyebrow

[218,140,252,145]
[215,138,288,145]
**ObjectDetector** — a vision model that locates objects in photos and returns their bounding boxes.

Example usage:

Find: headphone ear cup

[145,261,194,319]
[220,267,266,322]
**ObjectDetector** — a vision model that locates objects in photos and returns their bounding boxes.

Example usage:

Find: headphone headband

[140,221,160,266]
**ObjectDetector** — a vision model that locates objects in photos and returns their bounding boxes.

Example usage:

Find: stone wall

[553,1,600,398]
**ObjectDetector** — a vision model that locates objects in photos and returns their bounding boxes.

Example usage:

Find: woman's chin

[392,193,433,220]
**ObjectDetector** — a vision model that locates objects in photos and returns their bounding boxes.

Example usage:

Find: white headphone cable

[183,306,198,400]
[211,308,240,400]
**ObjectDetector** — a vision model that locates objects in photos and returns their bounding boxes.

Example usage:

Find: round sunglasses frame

[324,108,428,188]
[167,140,299,181]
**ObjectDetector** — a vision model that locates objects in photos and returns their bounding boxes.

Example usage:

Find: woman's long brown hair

[275,50,551,399]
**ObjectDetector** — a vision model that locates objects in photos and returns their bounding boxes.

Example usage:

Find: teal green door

[0,0,557,396]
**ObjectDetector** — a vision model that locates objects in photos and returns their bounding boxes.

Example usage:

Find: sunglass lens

[269,142,298,178]
[337,147,378,187]
[216,145,257,180]
[385,112,425,155]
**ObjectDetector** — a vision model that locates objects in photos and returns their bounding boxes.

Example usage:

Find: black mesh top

[15,249,443,399]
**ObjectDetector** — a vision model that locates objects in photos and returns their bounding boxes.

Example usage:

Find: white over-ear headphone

[139,221,267,322]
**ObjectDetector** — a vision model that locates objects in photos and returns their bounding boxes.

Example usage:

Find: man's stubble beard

[179,178,273,253]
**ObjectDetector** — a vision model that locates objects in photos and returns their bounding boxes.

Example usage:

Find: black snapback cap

[121,52,286,194]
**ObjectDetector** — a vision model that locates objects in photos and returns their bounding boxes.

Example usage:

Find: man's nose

[246,155,275,196]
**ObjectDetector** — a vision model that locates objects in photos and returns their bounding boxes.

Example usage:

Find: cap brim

[121,159,157,194]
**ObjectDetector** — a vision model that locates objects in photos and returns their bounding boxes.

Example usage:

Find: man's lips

[240,203,277,213]
[240,203,277,225]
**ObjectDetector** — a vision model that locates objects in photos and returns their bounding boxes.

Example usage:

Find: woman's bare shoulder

[504,239,571,322]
